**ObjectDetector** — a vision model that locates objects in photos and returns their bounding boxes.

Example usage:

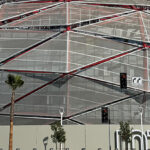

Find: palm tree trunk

[64,142,65,150]
[56,142,57,150]
[59,143,61,150]
[125,141,128,150]
[9,90,15,150]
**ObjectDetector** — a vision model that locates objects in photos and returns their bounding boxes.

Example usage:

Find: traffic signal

[101,107,108,123]
[120,73,127,89]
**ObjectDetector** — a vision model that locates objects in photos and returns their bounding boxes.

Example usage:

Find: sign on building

[115,129,150,150]
[132,77,143,85]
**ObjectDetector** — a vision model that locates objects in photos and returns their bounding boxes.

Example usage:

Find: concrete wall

[0,125,150,150]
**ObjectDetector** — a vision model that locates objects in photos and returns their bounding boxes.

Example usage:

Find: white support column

[139,106,144,150]
[140,12,149,90]
[66,2,69,25]
[59,107,64,150]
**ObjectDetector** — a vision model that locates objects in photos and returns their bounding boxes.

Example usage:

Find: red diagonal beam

[138,12,147,47]
[24,0,83,3]
[2,69,54,74]
[0,2,62,26]
[24,0,64,3]
[138,12,149,92]
[138,12,148,123]
[0,31,62,65]
[2,73,65,109]
[83,3,147,11]
[70,47,142,75]
[1,11,135,66]
[1,46,143,111]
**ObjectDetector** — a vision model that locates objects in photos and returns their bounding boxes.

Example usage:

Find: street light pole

[60,111,63,126]
[59,107,64,150]
[139,106,144,150]
[108,108,111,150]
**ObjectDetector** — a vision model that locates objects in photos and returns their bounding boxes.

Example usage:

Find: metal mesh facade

[0,0,150,125]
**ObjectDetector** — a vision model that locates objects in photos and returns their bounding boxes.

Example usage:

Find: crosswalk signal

[102,107,108,123]
[120,73,127,89]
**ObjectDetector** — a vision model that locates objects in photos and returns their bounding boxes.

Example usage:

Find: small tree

[119,121,132,150]
[5,74,24,150]
[51,121,66,150]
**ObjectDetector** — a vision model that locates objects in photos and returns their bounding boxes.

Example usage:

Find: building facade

[0,0,150,126]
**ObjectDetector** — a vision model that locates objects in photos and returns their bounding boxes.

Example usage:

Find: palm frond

[5,74,24,90]
[5,74,15,86]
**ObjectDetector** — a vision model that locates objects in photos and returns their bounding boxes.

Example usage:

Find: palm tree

[5,74,24,150]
